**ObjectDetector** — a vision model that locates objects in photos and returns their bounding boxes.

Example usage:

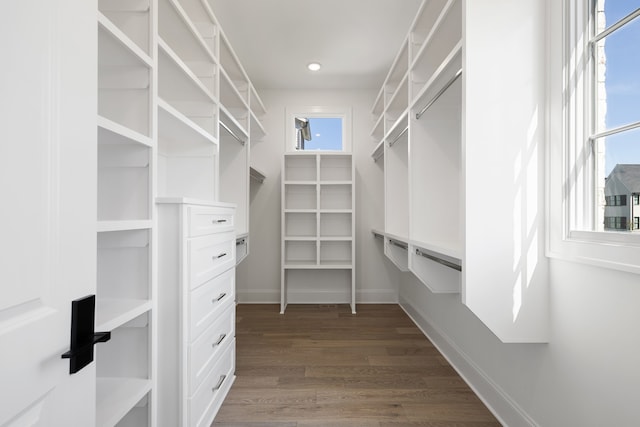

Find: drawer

[188,231,236,288]
[188,205,234,237]
[190,338,235,427]
[189,267,235,340]
[188,303,235,394]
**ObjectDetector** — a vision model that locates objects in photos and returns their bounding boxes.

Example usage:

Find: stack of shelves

[157,0,219,202]
[373,0,548,342]
[96,0,156,425]
[216,21,267,264]
[369,0,462,293]
[281,153,356,314]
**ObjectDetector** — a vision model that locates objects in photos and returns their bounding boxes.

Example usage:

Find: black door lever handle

[61,295,111,374]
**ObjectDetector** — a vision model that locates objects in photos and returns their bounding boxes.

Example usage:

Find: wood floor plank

[212,304,500,426]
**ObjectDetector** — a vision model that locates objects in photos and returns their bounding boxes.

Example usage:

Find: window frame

[285,106,352,153]
[547,0,640,274]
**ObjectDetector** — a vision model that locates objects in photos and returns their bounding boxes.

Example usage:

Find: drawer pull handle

[212,333,227,347]
[212,293,227,303]
[212,374,227,392]
[213,253,227,260]
[212,219,227,224]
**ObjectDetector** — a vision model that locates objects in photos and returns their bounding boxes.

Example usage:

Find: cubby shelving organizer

[281,153,356,314]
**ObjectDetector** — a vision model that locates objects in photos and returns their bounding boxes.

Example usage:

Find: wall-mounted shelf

[249,166,266,183]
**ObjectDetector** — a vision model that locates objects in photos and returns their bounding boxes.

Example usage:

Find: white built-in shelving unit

[96,0,156,425]
[281,153,356,314]
[96,0,266,424]
[372,0,548,343]
[370,0,463,293]
[154,0,267,424]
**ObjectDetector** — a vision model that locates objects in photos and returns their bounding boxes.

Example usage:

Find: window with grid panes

[592,2,640,231]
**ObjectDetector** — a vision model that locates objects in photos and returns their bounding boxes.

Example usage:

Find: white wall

[400,259,640,426]
[237,89,400,303]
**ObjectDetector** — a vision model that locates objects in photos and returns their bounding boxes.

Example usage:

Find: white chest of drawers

[157,198,236,427]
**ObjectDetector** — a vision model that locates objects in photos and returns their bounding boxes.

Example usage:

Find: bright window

[592,2,640,232]
[548,0,640,273]
[286,107,352,152]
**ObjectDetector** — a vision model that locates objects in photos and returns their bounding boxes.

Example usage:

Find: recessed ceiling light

[307,62,321,71]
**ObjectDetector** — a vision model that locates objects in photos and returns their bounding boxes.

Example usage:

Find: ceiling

[208,0,422,90]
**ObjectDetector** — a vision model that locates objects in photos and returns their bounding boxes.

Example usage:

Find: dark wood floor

[213,304,501,427]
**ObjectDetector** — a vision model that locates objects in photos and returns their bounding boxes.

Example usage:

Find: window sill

[548,230,640,275]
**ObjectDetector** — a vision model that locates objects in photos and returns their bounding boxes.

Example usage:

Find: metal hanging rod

[372,231,384,240]
[236,238,246,246]
[415,248,461,272]
[220,121,246,146]
[416,68,463,120]
[388,239,408,250]
[373,151,384,162]
[387,127,409,148]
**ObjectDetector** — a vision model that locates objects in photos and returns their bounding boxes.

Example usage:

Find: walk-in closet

[2,0,640,426]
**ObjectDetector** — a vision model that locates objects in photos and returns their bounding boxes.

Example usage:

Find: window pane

[303,118,343,151]
[601,1,640,31]
[599,127,640,176]
[597,16,640,130]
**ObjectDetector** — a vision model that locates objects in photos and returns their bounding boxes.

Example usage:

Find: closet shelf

[283,180,316,185]
[371,87,384,116]
[219,34,249,88]
[96,377,152,427]
[371,139,384,162]
[219,67,249,111]
[249,166,266,183]
[96,298,152,332]
[98,12,153,68]
[370,113,384,139]
[284,262,353,270]
[158,38,217,103]
[249,111,267,139]
[160,0,215,63]
[283,209,316,214]
[319,209,352,214]
[249,85,267,116]
[157,98,218,152]
[97,220,153,233]
[384,112,409,146]
[219,104,248,141]
[410,42,462,112]
[410,0,458,66]
[98,115,153,148]
[319,180,352,186]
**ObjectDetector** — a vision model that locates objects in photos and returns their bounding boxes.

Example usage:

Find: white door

[0,0,97,426]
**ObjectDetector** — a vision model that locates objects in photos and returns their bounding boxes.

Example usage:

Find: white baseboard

[400,296,538,427]
[237,289,398,304]
[237,289,279,303]
[356,289,398,303]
